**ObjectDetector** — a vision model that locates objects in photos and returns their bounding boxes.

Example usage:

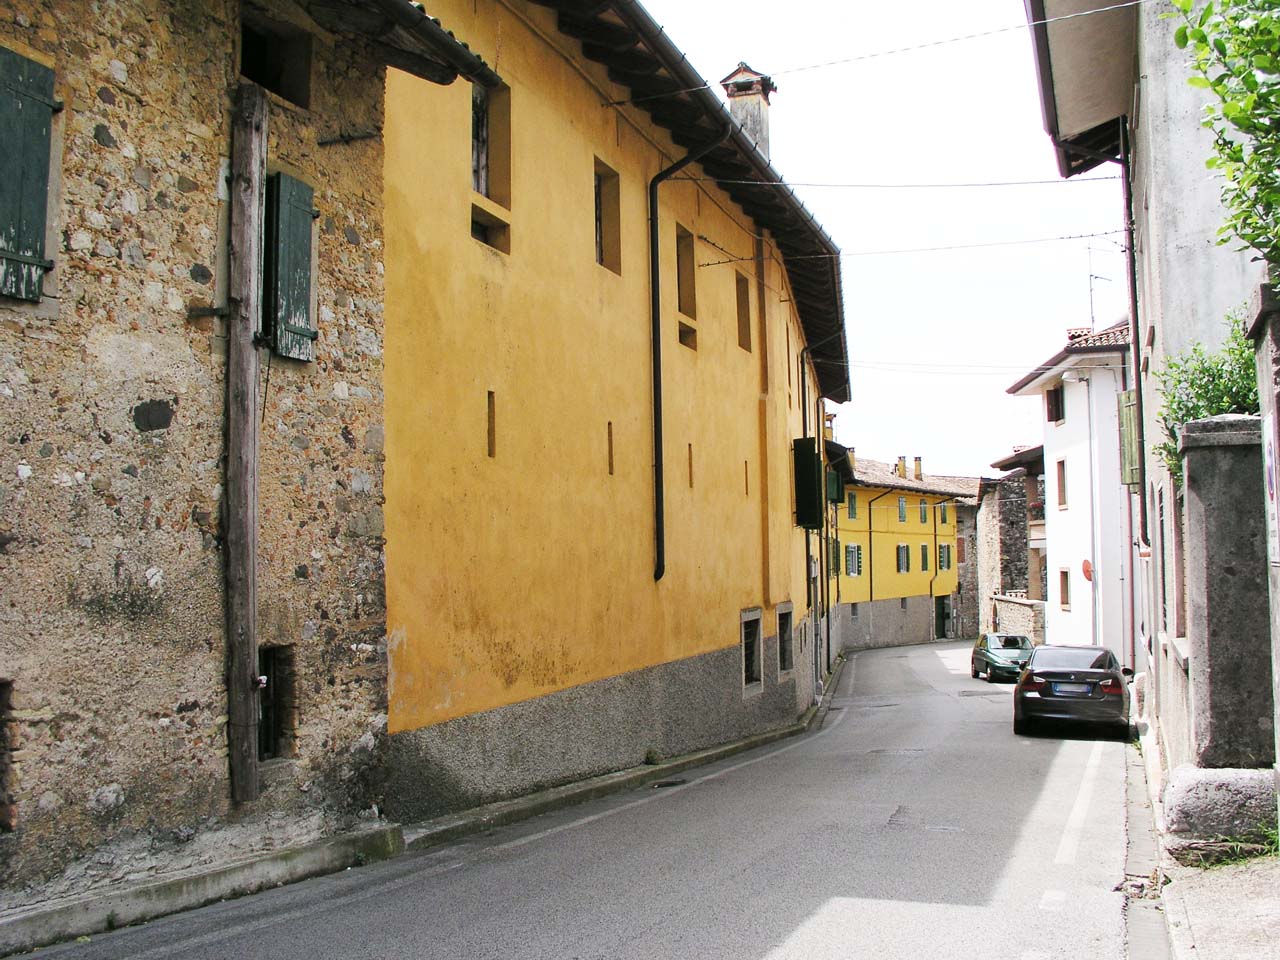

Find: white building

[1008,322,1140,668]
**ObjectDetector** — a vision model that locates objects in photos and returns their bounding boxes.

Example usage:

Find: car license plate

[1053,682,1091,695]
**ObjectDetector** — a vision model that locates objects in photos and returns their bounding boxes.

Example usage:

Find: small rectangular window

[735,272,751,351]
[487,391,496,458]
[257,646,297,761]
[677,320,697,350]
[900,597,908,610]
[939,544,952,570]
[940,503,948,524]
[921,543,929,571]
[471,82,510,205]
[0,47,57,303]
[470,202,510,254]
[593,158,620,274]
[241,14,311,108]
[1056,459,1068,508]
[896,544,909,573]
[742,613,762,686]
[676,223,696,318]
[0,680,13,831]
[845,543,862,576]
[851,603,859,619]
[830,537,840,576]
[847,492,857,520]
[778,608,794,673]
[1060,569,1071,610]
[898,497,907,523]
[1046,385,1065,423]
[919,499,928,523]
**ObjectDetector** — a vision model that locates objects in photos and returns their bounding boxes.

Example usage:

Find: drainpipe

[866,489,896,605]
[649,129,729,582]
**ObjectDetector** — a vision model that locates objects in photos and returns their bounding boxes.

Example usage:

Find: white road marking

[1039,889,1066,911]
[1054,740,1104,865]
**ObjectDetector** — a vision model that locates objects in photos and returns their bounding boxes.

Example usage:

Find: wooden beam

[226,82,267,805]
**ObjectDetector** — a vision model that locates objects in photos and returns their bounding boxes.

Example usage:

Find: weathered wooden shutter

[830,538,840,575]
[792,437,823,530]
[1117,390,1140,488]
[264,172,317,361]
[826,468,844,503]
[0,48,57,302]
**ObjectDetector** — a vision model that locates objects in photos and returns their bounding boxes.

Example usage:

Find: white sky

[638,0,1131,477]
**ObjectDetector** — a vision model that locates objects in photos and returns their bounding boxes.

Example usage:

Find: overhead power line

[676,176,1122,190]
[611,0,1154,106]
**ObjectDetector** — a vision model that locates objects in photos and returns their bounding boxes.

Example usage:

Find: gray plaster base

[1162,764,1277,863]
[383,638,809,823]
[834,597,935,651]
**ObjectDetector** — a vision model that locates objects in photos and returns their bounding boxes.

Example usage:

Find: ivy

[1155,313,1259,483]
[1172,0,1280,269]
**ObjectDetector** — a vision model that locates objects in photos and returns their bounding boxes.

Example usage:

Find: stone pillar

[1248,285,1280,819]
[1179,414,1275,768]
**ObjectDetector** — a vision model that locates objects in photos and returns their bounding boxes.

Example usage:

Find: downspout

[866,489,896,604]
[649,128,729,581]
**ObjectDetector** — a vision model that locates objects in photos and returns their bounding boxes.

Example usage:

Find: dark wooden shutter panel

[792,437,823,529]
[0,48,56,302]
[265,172,316,361]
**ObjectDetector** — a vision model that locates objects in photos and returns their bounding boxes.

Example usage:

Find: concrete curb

[0,825,403,957]
[405,652,851,852]
[0,654,852,955]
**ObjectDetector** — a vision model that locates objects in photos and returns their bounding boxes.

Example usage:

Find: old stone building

[0,0,492,895]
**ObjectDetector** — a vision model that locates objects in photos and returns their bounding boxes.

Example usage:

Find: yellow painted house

[828,453,978,646]
[379,2,848,817]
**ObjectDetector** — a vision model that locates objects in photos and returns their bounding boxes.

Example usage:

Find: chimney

[849,447,856,473]
[897,456,907,478]
[823,411,835,441]
[914,457,923,481]
[720,62,776,160]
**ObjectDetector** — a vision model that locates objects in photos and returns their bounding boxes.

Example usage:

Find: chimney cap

[720,62,777,102]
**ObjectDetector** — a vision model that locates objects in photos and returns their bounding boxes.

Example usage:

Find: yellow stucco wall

[834,486,958,603]
[382,2,826,734]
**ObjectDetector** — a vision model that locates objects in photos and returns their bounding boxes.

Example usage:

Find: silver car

[1013,645,1133,736]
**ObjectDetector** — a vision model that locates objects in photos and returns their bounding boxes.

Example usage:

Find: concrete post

[1179,414,1275,769]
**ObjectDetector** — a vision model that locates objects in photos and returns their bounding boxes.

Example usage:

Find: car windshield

[1030,647,1113,671]
[991,636,1031,651]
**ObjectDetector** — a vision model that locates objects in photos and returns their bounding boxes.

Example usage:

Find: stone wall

[998,474,1028,594]
[835,596,935,652]
[0,1,389,892]
[953,502,979,638]
[993,595,1045,642]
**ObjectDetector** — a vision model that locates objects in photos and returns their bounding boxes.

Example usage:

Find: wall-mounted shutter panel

[265,172,317,361]
[0,49,56,302]
[826,468,844,503]
[792,437,823,529]
[1118,390,1140,487]
[830,538,840,575]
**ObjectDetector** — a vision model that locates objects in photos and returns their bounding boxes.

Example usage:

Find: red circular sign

[1082,559,1093,582]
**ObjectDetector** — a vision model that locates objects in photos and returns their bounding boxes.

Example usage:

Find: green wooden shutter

[826,468,844,503]
[0,48,57,302]
[264,172,317,361]
[1118,390,1140,488]
[792,438,823,530]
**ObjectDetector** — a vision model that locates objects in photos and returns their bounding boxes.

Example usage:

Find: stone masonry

[0,1,389,897]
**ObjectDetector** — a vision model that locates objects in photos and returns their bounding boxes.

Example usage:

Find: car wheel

[1014,713,1032,736]
[986,665,997,684]
[970,660,978,679]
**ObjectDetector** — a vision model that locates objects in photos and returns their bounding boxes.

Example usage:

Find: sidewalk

[1136,721,1280,960]
[0,657,849,957]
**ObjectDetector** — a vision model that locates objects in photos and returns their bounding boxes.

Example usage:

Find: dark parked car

[971,633,1033,682]
[1013,644,1133,736]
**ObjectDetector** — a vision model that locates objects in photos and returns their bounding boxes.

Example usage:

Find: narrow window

[921,543,929,571]
[919,499,928,523]
[487,391,496,458]
[0,47,57,303]
[593,158,620,273]
[847,492,857,520]
[851,603,859,619]
[241,14,311,108]
[257,646,296,761]
[1046,386,1065,423]
[687,442,694,488]
[898,497,907,523]
[744,459,749,496]
[1056,459,1068,508]
[939,503,948,524]
[845,543,862,576]
[0,681,13,831]
[778,608,794,673]
[263,172,317,361]
[470,82,510,205]
[1060,570,1071,610]
[939,544,951,570]
[470,204,510,253]
[742,614,762,686]
[472,83,488,196]
[677,321,697,350]
[830,537,840,576]
[735,272,751,351]
[676,224,696,318]
[607,421,614,475]
[896,544,909,573]
[900,597,908,611]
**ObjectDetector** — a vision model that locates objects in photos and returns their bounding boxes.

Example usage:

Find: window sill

[471,190,510,218]
[742,680,764,699]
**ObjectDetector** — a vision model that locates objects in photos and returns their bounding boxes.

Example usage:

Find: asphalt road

[34,642,1132,960]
